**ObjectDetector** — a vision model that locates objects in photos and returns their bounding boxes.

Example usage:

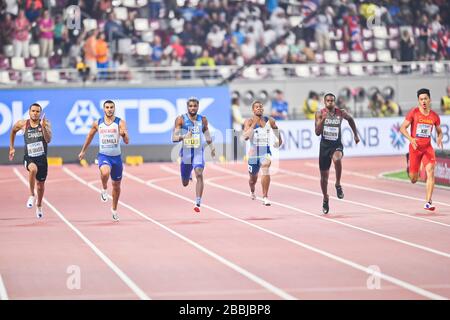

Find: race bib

[323,126,339,141]
[416,123,432,138]
[27,141,45,157]
[184,134,201,148]
[253,129,270,146]
[101,134,118,148]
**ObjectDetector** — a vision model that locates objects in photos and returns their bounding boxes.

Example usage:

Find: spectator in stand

[231,97,245,133]
[274,39,289,63]
[271,89,289,120]
[53,14,68,55]
[240,36,257,63]
[344,4,363,52]
[195,49,215,67]
[83,29,98,80]
[149,0,162,20]
[25,0,43,23]
[151,35,163,65]
[0,13,15,47]
[170,10,185,35]
[400,29,415,62]
[4,0,19,18]
[315,7,333,52]
[96,32,109,80]
[170,35,186,60]
[441,85,450,115]
[418,15,430,61]
[303,91,319,120]
[13,9,31,58]
[39,9,55,57]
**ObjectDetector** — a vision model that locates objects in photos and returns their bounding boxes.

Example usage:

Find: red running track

[0,155,449,300]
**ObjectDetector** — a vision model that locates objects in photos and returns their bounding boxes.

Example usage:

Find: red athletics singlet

[405,107,441,174]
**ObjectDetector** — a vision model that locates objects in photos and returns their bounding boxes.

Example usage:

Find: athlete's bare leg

[28,163,38,196]
[36,181,45,207]
[425,163,435,203]
[409,172,419,184]
[332,151,343,186]
[112,180,121,211]
[194,167,204,199]
[260,159,271,198]
[320,170,329,199]
[249,173,258,194]
[100,165,110,190]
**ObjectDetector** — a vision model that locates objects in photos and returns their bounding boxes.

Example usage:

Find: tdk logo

[66,100,101,134]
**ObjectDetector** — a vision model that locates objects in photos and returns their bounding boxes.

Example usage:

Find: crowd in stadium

[0,0,449,73]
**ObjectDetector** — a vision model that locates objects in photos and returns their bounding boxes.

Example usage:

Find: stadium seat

[310,65,321,76]
[3,45,14,58]
[339,52,350,63]
[374,39,386,50]
[314,53,324,63]
[22,70,34,83]
[11,57,26,70]
[309,41,318,51]
[373,26,388,39]
[136,42,151,55]
[324,65,337,76]
[362,28,373,39]
[289,16,302,27]
[294,65,310,77]
[46,70,63,83]
[83,19,98,32]
[29,44,40,58]
[350,51,364,62]
[363,40,373,51]
[377,50,392,62]
[338,65,349,76]
[218,66,231,78]
[114,7,128,20]
[258,66,269,78]
[388,27,400,39]
[392,64,402,74]
[118,38,133,54]
[334,40,344,52]
[365,64,375,75]
[388,39,399,50]
[141,31,154,42]
[330,28,343,40]
[134,18,149,31]
[349,64,364,76]
[36,57,50,69]
[323,50,339,63]
[0,71,16,84]
[366,52,377,62]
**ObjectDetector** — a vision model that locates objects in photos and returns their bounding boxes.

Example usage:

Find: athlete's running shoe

[112,209,120,221]
[322,198,329,214]
[263,197,271,206]
[194,204,201,213]
[336,185,344,199]
[26,195,35,208]
[250,192,256,200]
[36,206,43,219]
[424,201,435,211]
[100,189,108,202]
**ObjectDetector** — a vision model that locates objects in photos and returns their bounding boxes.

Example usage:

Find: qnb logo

[66,100,101,134]
[390,123,406,150]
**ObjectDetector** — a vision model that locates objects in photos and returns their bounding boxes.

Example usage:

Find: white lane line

[378,170,450,191]
[63,167,296,300]
[13,168,151,301]
[207,164,450,258]
[276,169,450,226]
[282,167,450,206]
[144,165,447,300]
[0,274,9,300]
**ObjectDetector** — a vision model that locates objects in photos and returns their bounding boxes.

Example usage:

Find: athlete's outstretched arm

[399,119,417,150]
[119,119,129,144]
[9,120,25,161]
[343,111,360,144]
[202,116,216,157]
[78,121,98,160]
[172,116,188,142]
[436,124,443,149]
[269,118,283,148]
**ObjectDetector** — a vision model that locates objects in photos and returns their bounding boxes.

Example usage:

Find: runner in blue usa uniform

[172,97,216,213]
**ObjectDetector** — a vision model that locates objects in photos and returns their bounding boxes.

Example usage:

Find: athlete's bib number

[27,141,45,157]
[184,134,201,148]
[416,123,432,138]
[323,126,339,141]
